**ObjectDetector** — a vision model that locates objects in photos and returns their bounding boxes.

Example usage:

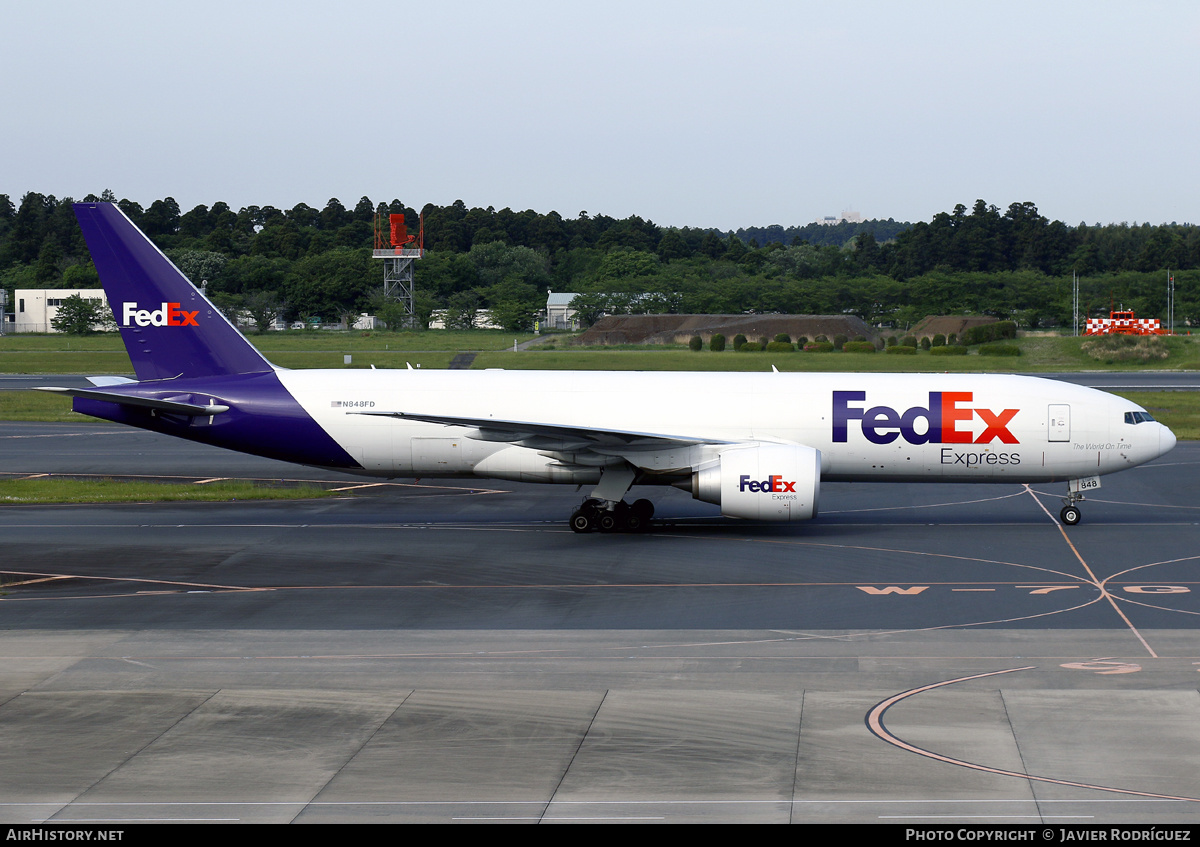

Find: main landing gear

[569,498,655,533]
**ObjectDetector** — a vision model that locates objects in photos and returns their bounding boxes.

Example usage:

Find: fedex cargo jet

[44,203,1176,531]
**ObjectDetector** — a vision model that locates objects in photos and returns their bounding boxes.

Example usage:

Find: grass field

[3,329,1199,373]
[0,477,339,504]
[0,330,536,373]
[0,390,81,422]
[480,333,1200,372]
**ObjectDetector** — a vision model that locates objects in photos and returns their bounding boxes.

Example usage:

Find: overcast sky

[5,1,1198,230]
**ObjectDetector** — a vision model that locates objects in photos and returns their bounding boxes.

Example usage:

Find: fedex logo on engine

[122,302,199,327]
[833,391,1019,445]
[738,474,796,493]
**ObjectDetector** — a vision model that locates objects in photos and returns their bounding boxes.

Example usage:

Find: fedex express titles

[833,390,1022,466]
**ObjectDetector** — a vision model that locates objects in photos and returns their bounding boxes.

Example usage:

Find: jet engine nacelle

[691,442,821,522]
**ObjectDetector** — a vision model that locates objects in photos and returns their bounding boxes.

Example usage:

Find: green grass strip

[0,391,80,421]
[0,477,340,505]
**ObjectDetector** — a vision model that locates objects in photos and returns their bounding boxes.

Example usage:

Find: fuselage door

[412,436,465,474]
[1048,404,1070,442]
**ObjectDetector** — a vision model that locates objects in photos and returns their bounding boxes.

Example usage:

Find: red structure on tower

[373,211,424,328]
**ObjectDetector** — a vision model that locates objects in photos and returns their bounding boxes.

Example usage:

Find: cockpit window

[1124,411,1156,424]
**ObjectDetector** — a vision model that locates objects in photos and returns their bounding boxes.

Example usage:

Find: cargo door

[412,436,464,474]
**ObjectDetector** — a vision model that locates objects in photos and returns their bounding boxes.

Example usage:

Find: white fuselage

[275,369,1174,485]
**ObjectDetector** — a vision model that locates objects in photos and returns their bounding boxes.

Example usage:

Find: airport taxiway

[0,421,1198,824]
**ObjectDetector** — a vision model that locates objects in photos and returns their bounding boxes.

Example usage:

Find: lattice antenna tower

[373,210,424,329]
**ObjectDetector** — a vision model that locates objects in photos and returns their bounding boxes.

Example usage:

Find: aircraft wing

[352,410,732,455]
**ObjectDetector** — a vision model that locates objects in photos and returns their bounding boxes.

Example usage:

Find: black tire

[631,499,655,520]
[1060,506,1081,526]
[570,510,594,533]
[622,512,644,533]
[597,511,619,533]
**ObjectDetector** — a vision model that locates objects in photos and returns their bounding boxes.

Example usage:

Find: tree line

[1,190,1197,333]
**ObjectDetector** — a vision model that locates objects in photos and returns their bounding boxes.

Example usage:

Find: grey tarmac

[0,421,1198,824]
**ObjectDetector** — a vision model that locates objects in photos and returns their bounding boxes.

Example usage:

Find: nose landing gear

[1060,489,1084,526]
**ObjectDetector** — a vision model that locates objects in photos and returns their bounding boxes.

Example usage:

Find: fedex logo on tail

[122,302,199,327]
[833,391,1019,445]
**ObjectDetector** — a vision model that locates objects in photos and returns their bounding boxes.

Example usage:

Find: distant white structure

[545,291,581,330]
[816,210,864,226]
[13,289,109,333]
[427,309,502,331]
[543,290,672,330]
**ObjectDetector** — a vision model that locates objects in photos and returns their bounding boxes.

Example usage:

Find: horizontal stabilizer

[36,387,229,417]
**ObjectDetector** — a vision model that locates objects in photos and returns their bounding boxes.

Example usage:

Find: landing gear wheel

[622,512,645,533]
[570,510,595,533]
[570,496,655,535]
[1060,505,1081,526]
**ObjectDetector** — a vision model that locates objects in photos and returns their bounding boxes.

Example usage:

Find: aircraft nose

[1160,424,1177,457]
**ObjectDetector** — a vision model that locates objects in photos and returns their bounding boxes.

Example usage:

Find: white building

[815,210,864,226]
[427,309,502,330]
[545,291,581,330]
[13,289,109,333]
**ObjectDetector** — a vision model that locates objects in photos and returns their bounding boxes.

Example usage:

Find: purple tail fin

[74,203,274,381]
